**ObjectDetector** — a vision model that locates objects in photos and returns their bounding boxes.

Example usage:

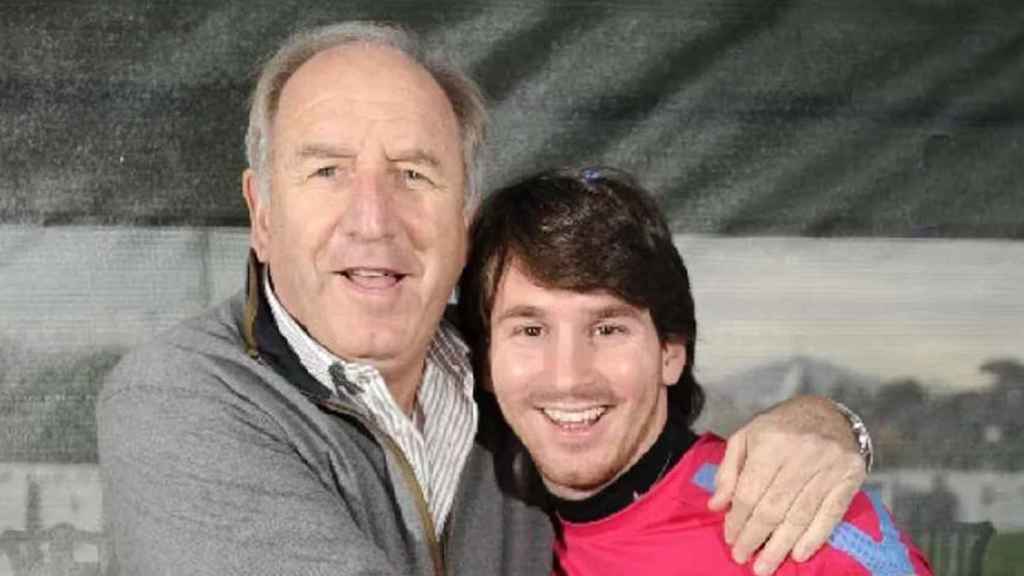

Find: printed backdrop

[1,1,1021,574]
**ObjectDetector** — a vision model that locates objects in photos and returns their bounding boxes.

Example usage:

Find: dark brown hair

[458,167,704,424]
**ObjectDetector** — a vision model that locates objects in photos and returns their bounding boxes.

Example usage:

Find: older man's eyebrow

[292,145,442,169]
[386,148,442,168]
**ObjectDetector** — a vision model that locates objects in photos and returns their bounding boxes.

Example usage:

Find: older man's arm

[708,395,869,576]
[97,345,403,576]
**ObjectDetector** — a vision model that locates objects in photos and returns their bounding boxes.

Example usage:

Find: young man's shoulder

[684,434,932,575]
[800,489,932,575]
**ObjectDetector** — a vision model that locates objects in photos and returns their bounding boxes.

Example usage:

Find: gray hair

[244,21,487,207]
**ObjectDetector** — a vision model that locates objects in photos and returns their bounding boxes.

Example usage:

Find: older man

[459,167,929,575]
[98,22,870,575]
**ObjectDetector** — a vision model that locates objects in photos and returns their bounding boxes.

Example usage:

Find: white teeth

[542,406,607,425]
[347,269,394,278]
[342,268,402,289]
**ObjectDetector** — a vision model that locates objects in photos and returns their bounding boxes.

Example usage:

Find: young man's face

[487,261,687,500]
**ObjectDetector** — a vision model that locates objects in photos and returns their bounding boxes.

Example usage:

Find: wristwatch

[833,401,874,472]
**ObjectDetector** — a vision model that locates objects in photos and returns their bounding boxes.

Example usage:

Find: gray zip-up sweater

[97,264,554,576]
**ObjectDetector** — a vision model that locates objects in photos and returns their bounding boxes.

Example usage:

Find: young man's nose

[548,333,595,393]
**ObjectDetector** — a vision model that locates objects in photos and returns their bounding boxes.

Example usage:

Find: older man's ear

[242,169,271,263]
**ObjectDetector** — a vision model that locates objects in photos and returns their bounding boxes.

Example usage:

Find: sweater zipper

[318,398,445,576]
[441,493,455,572]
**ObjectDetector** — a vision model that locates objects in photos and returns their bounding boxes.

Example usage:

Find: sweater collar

[242,251,332,402]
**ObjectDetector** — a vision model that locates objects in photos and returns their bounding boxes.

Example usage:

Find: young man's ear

[242,169,271,262]
[661,340,687,387]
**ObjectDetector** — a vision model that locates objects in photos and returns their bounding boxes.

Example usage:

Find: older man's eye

[402,169,433,185]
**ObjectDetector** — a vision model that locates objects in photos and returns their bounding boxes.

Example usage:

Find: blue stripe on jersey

[691,463,717,493]
[689,463,915,575]
[828,490,914,575]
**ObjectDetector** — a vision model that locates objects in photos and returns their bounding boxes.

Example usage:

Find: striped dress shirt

[264,273,478,536]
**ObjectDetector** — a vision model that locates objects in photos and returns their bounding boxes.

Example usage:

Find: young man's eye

[512,325,544,337]
[594,324,627,337]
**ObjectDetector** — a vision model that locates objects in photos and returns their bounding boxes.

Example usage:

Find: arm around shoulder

[710,395,870,575]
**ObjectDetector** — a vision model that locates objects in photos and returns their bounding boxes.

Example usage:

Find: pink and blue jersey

[554,434,932,575]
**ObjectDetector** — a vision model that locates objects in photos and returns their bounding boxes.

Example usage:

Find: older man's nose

[341,171,396,241]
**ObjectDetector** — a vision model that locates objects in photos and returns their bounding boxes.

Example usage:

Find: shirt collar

[261,265,473,400]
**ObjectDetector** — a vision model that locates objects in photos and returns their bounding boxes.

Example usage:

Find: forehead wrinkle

[295,142,358,160]
[275,68,456,150]
[276,99,455,175]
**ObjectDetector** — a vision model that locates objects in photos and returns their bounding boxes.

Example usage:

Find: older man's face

[245,44,467,392]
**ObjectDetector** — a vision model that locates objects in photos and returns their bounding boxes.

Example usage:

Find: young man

[459,167,931,575]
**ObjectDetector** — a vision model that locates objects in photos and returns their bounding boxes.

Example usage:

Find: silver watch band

[832,401,873,472]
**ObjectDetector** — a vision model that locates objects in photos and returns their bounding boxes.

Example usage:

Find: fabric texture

[96,266,554,576]
[555,433,932,576]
